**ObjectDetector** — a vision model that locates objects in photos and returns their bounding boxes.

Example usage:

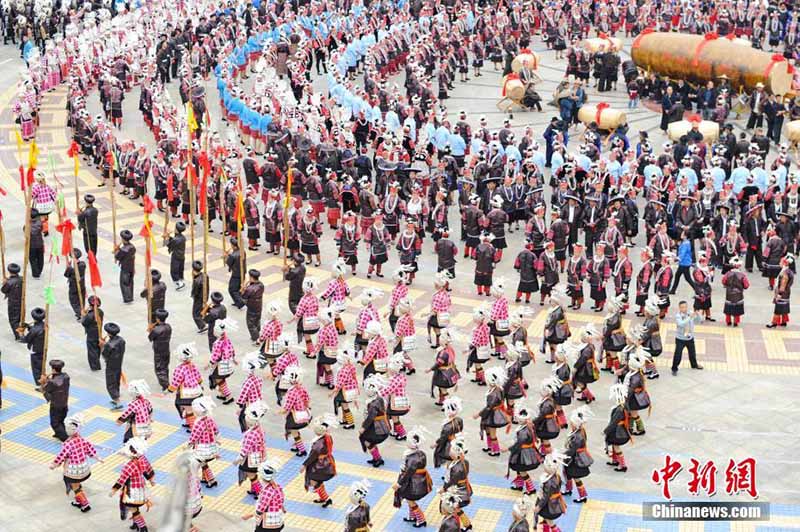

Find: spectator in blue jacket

[670,232,696,294]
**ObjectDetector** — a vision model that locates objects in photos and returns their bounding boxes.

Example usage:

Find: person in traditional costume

[566,242,587,309]
[269,336,299,406]
[277,365,311,457]
[366,211,391,278]
[433,396,465,469]
[168,343,204,430]
[514,239,540,304]
[489,278,511,358]
[474,232,496,295]
[654,252,675,318]
[533,376,561,457]
[440,434,473,531]
[438,486,466,532]
[50,414,103,513]
[321,259,351,334]
[634,247,655,316]
[344,479,373,531]
[291,277,320,356]
[537,241,561,305]
[768,254,795,328]
[302,413,338,507]
[573,324,600,403]
[543,285,570,364]
[359,374,391,468]
[236,400,269,498]
[505,400,542,495]
[466,306,492,386]
[601,294,627,372]
[392,426,433,528]
[336,211,361,274]
[116,380,153,443]
[510,308,534,369]
[186,396,220,489]
[207,318,237,404]
[394,297,417,374]
[604,383,631,473]
[110,437,156,532]
[427,271,453,348]
[535,452,568,532]
[624,347,652,436]
[427,328,461,406]
[587,242,611,311]
[475,365,511,457]
[721,256,750,327]
[508,495,535,531]
[315,308,340,388]
[242,459,286,532]
[640,296,664,379]
[692,252,714,321]
[332,348,360,430]
[562,406,594,503]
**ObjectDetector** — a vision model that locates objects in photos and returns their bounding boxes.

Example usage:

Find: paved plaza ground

[0,37,799,532]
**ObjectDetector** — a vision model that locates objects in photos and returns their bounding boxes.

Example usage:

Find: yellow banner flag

[284,168,293,209]
[28,140,39,169]
[187,101,198,133]
[14,130,23,156]
[73,156,80,178]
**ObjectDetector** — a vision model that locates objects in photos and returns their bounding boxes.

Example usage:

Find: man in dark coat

[64,248,86,320]
[101,322,125,410]
[28,208,44,279]
[77,194,98,255]
[225,237,246,309]
[434,228,458,278]
[148,308,172,391]
[43,359,70,441]
[166,220,187,290]
[190,260,208,332]
[1,263,23,340]
[81,295,104,371]
[22,307,46,388]
[141,269,167,324]
[283,254,306,314]
[241,269,265,342]
[114,229,136,303]
[743,204,765,272]
[203,291,227,351]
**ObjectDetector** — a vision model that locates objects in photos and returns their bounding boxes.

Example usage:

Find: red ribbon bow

[764,53,793,79]
[595,102,610,124]
[502,73,520,97]
[66,141,80,159]
[632,27,654,50]
[56,219,75,257]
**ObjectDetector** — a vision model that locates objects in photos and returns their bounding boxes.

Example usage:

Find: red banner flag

[87,250,102,288]
[143,195,155,214]
[166,171,174,203]
[198,167,209,215]
[66,142,80,158]
[18,165,25,191]
[56,219,75,257]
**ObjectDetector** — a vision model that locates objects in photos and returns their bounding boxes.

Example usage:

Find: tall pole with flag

[235,174,246,288]
[282,161,294,267]
[57,219,84,316]
[219,166,228,256]
[67,141,81,211]
[106,147,119,249]
[17,136,36,333]
[198,150,211,306]
[187,102,199,265]
[141,196,157,330]
[41,220,61,385]
[87,250,103,339]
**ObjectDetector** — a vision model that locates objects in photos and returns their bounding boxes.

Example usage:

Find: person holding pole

[77,194,98,255]
[166,221,187,290]
[81,295,103,371]
[148,308,173,392]
[101,322,126,411]
[140,269,166,324]
[42,359,70,442]
[28,208,45,279]
[190,260,208,332]
[225,236,246,309]
[64,248,86,320]
[242,269,265,344]
[1,263,23,340]
[21,307,46,390]
[115,230,136,304]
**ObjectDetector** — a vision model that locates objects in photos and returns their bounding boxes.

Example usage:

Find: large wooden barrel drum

[511,50,540,73]
[577,103,627,129]
[582,36,623,53]
[501,74,526,103]
[786,120,800,142]
[631,31,793,95]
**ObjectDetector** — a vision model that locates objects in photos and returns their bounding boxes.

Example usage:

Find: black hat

[294,253,305,264]
[155,308,169,321]
[88,295,101,306]
[151,269,161,282]
[7,263,20,274]
[192,260,203,271]
[210,291,224,303]
[175,221,186,232]
[120,229,133,241]
[248,269,260,279]
[72,248,82,259]
[31,307,45,321]
[49,359,65,371]
[104,322,120,335]
[84,194,95,204]
[30,208,40,218]
[229,236,239,247]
